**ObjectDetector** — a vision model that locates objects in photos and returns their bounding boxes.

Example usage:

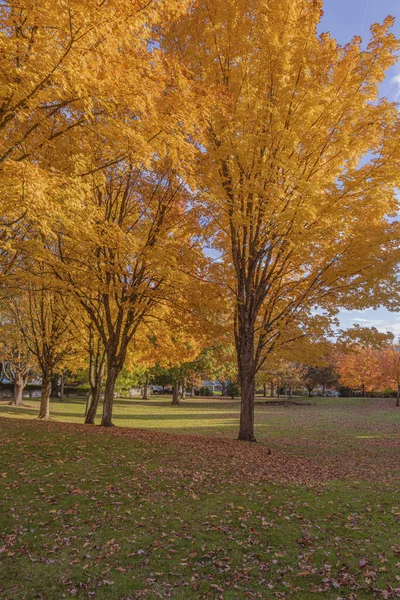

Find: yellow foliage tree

[40,160,208,425]
[174,0,400,440]
[4,282,80,419]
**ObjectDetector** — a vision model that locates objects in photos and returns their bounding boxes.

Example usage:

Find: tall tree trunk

[362,385,366,398]
[322,382,326,397]
[142,374,149,400]
[289,385,293,400]
[396,383,400,407]
[270,381,275,398]
[38,371,51,420]
[263,383,267,397]
[238,374,256,441]
[237,334,256,441]
[190,385,195,397]
[171,381,180,406]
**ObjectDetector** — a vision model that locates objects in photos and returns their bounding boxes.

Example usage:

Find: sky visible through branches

[322,0,400,335]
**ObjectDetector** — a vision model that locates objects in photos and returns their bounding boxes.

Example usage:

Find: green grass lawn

[1,396,400,599]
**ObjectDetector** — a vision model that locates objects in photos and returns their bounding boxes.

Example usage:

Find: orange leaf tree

[337,347,381,397]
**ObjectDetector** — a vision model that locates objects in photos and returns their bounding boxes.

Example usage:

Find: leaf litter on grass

[1,407,400,599]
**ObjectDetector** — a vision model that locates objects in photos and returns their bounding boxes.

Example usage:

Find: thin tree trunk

[322,382,326,397]
[270,382,275,398]
[85,360,105,424]
[180,378,186,399]
[85,380,103,424]
[101,361,118,427]
[263,383,267,397]
[171,381,180,406]
[190,385,195,397]
[396,383,400,407]
[142,374,149,400]
[289,385,293,400]
[38,372,51,420]
[60,373,65,402]
[85,330,106,424]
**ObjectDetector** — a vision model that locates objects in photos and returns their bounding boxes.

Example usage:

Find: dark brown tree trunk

[60,373,65,402]
[38,372,51,420]
[238,374,256,441]
[235,311,257,440]
[263,383,267,397]
[322,382,326,397]
[396,384,400,407]
[85,332,106,424]
[289,385,293,399]
[362,385,366,398]
[270,382,275,398]
[85,358,105,424]
[171,381,180,406]
[51,375,60,399]
[101,362,118,427]
[142,374,149,400]
[85,382,102,424]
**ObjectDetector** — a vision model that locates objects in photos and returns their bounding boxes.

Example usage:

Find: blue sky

[320,0,400,336]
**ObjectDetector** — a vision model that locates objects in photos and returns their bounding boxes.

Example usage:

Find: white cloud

[349,318,400,336]
[391,74,400,101]
[352,317,385,325]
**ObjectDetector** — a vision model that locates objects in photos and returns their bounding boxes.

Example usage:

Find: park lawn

[1,398,400,599]
[0,393,399,440]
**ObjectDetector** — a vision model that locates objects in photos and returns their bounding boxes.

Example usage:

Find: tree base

[37,415,51,421]
[237,433,257,442]
[100,421,115,427]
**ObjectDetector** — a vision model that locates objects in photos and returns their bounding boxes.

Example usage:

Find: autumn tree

[337,347,381,397]
[379,344,400,406]
[0,0,200,286]
[41,160,207,425]
[130,298,215,406]
[4,276,79,419]
[173,0,400,440]
[302,364,338,397]
[81,322,106,425]
[0,313,34,406]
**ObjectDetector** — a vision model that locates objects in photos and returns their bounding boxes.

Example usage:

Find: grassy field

[1,396,400,599]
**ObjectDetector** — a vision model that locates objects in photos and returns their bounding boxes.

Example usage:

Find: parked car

[151,386,163,394]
